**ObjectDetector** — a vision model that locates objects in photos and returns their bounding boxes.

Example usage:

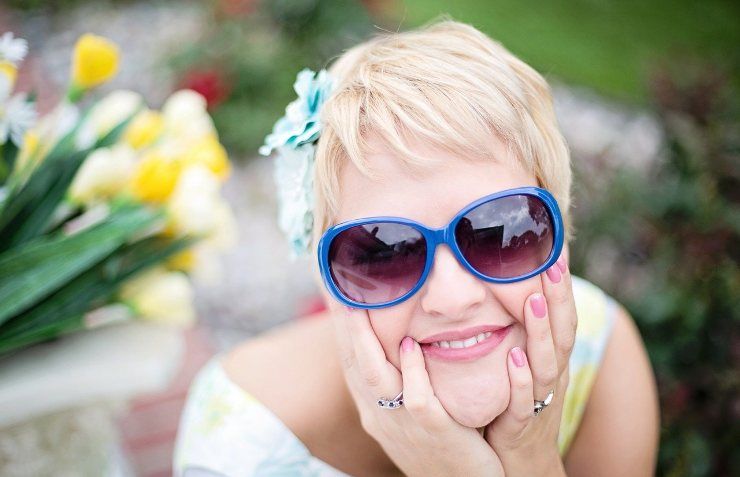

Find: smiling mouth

[419,325,514,362]
[428,331,494,349]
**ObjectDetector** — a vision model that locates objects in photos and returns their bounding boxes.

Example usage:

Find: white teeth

[462,336,478,347]
[431,330,496,349]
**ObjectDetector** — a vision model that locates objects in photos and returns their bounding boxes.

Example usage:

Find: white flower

[161,89,215,141]
[0,32,28,65]
[76,90,143,149]
[0,91,36,146]
[119,267,195,327]
[68,144,137,205]
[273,143,315,257]
[167,164,222,237]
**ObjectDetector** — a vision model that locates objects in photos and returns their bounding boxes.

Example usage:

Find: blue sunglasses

[317,186,564,309]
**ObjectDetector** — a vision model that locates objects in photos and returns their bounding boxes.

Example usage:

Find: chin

[426,352,512,428]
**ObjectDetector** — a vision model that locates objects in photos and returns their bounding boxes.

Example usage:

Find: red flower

[178,68,231,110]
[217,0,257,17]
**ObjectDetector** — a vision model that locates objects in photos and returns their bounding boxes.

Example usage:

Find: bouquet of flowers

[0,32,236,357]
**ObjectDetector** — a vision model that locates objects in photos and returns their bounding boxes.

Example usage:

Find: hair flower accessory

[260,68,334,258]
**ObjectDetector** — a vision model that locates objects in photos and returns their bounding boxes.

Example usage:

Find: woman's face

[328,134,547,428]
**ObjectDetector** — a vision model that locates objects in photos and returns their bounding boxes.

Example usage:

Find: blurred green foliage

[570,64,739,476]
[167,0,380,156]
[401,0,740,103]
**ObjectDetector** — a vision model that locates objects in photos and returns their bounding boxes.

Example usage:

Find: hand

[332,305,504,477]
[483,253,575,476]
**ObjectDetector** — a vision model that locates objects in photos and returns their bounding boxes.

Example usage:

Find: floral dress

[173,275,618,476]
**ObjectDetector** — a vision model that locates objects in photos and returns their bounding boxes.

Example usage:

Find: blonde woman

[175,20,660,476]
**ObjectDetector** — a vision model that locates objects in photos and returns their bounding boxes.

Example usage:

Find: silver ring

[533,389,554,416]
[377,391,404,409]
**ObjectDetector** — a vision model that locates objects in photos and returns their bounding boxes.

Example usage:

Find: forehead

[335,134,538,228]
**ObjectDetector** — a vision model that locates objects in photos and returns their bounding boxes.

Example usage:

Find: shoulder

[173,313,350,476]
[564,292,660,476]
[220,313,352,444]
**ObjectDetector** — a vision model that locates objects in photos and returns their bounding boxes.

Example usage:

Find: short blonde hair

[311,20,573,263]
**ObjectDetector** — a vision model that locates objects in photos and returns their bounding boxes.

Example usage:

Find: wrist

[498,445,565,477]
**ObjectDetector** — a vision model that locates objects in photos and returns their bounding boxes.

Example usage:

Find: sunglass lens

[455,195,553,279]
[328,223,427,304]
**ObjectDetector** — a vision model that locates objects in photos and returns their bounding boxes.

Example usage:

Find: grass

[398,0,740,103]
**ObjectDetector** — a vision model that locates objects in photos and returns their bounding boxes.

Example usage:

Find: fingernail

[401,336,414,353]
[546,265,561,283]
[556,255,567,273]
[511,347,526,367]
[530,293,547,318]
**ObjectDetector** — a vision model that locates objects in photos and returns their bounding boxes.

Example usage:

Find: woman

[174,20,660,476]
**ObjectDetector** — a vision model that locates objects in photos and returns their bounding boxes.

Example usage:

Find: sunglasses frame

[317,186,565,309]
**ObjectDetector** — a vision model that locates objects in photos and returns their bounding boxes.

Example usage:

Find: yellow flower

[0,61,17,88]
[70,34,119,90]
[119,267,196,327]
[124,109,165,149]
[69,144,137,205]
[14,129,40,172]
[130,150,182,203]
[181,134,231,180]
[168,248,196,272]
[166,164,221,237]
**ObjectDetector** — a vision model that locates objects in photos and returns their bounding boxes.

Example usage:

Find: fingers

[541,253,578,370]
[399,337,446,429]
[524,291,559,402]
[342,306,402,400]
[485,347,534,442]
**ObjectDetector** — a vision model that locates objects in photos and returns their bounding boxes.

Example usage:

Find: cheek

[488,280,542,326]
[369,305,414,368]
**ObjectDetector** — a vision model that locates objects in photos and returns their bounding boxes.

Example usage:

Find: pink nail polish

[546,265,561,283]
[401,336,414,353]
[530,294,547,318]
[511,347,526,367]
[556,255,567,273]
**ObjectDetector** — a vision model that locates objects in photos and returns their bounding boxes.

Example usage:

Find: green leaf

[0,235,193,356]
[0,107,137,251]
[0,205,160,325]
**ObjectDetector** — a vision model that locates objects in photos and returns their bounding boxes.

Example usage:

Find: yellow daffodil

[0,61,17,88]
[167,248,196,272]
[166,164,221,237]
[162,89,215,140]
[181,134,231,180]
[124,109,165,149]
[119,267,196,327]
[130,150,182,203]
[68,144,137,205]
[75,90,143,149]
[12,129,40,175]
[68,34,120,101]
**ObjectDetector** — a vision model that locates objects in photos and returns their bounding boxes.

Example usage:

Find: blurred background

[0,0,737,475]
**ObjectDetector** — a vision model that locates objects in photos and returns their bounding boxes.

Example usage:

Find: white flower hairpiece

[260,68,334,258]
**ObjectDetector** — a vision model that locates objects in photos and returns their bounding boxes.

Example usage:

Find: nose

[419,244,487,321]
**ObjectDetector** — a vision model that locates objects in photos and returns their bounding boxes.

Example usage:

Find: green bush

[168,0,379,156]
[570,64,739,476]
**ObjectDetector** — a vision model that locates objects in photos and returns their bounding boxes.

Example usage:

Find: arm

[563,304,660,476]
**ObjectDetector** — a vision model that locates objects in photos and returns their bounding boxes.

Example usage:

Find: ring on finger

[377,391,404,409]
[533,389,554,416]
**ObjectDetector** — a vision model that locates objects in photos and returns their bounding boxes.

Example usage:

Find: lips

[419,324,511,344]
[419,324,514,362]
